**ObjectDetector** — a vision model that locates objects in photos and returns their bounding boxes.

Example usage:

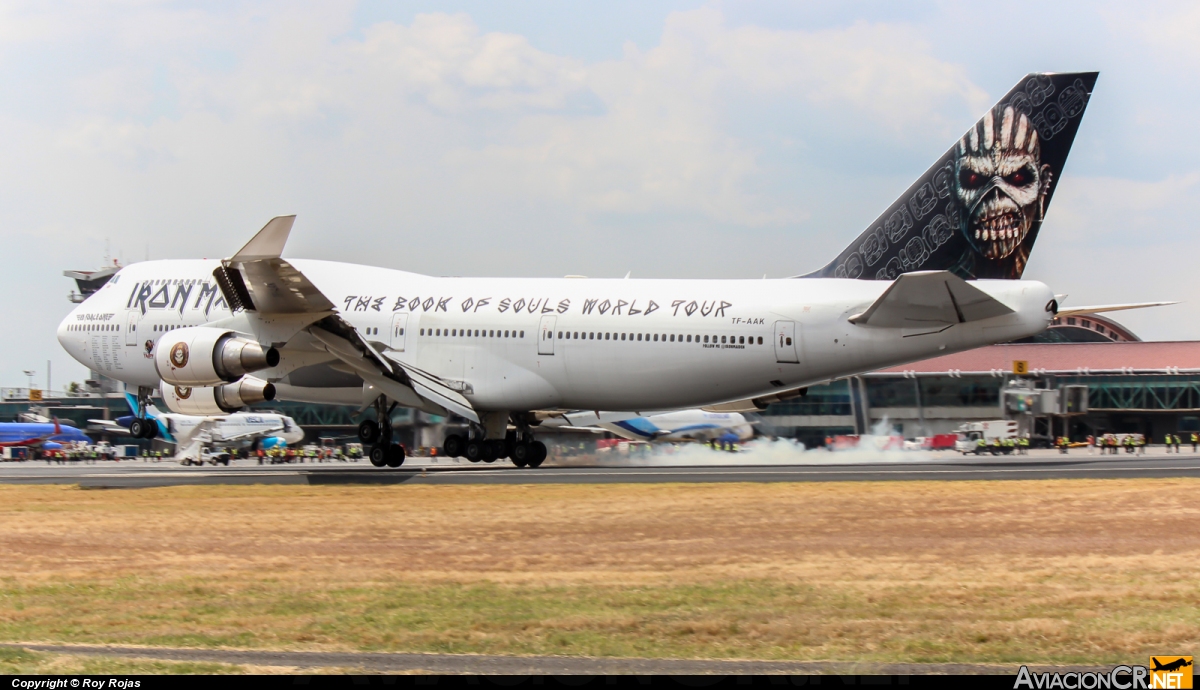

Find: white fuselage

[58,259,1054,413]
[161,412,304,446]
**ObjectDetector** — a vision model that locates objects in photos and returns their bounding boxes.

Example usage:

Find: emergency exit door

[538,315,556,355]
[389,313,409,352]
[125,312,139,347]
[773,320,799,363]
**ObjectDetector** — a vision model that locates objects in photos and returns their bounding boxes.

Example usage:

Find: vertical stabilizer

[806,72,1097,280]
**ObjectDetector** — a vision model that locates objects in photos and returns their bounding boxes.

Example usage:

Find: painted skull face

[955,105,1051,260]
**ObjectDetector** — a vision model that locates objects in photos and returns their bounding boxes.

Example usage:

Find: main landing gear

[358,397,406,468]
[443,426,547,468]
[129,386,158,440]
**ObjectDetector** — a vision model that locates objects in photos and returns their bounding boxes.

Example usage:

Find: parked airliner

[88,393,304,463]
[0,418,90,451]
[543,409,755,444]
[60,72,1148,469]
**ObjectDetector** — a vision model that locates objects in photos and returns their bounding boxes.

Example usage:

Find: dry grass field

[0,479,1197,664]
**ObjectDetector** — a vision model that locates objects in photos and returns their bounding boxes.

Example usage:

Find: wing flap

[216,215,337,315]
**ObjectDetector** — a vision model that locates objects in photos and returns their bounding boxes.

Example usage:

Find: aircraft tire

[464,440,483,463]
[385,443,405,468]
[369,444,388,467]
[443,434,464,458]
[527,441,547,468]
[511,442,531,467]
[481,442,498,463]
[130,418,147,439]
[490,439,508,460]
[358,420,380,444]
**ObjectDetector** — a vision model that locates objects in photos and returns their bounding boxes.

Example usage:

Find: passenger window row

[69,324,120,332]
[420,328,525,339]
[552,331,763,345]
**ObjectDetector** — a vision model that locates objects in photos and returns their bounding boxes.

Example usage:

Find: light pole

[22,370,35,392]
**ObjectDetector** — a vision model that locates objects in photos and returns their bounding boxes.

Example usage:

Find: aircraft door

[773,320,799,363]
[538,315,556,355]
[125,311,139,347]
[389,313,409,352]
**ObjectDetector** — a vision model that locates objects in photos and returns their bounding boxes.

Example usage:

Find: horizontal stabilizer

[1055,301,1178,318]
[849,271,1013,328]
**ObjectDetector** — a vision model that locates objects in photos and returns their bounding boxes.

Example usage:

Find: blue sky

[2,0,1199,388]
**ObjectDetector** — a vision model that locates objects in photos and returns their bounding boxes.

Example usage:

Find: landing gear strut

[129,386,158,440]
[362,397,405,468]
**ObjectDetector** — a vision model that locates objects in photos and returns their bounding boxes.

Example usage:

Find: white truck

[955,420,1019,455]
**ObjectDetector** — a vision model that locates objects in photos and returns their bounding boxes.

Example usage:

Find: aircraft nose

[56,313,73,349]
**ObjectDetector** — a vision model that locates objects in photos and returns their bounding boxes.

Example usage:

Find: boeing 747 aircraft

[61,72,1143,469]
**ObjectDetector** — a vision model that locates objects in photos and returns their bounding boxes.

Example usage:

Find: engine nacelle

[154,327,279,386]
[159,377,277,415]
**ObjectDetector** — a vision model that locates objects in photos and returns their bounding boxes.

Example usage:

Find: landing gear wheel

[130,418,147,439]
[369,444,387,467]
[143,423,158,440]
[443,434,464,458]
[490,439,508,460]
[464,441,483,463]
[385,443,406,468]
[527,441,547,468]
[358,420,380,445]
[481,442,499,463]
[511,442,531,467]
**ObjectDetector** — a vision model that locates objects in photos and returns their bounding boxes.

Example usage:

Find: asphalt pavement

[2,448,1199,488]
[2,643,1092,674]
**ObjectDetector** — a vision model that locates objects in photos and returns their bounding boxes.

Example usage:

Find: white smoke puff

[588,418,942,467]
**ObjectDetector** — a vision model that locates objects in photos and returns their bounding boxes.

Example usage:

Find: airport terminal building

[761,315,1200,446]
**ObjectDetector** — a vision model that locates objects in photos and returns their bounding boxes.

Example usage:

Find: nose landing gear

[360,397,405,468]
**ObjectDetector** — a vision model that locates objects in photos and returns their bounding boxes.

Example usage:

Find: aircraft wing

[87,419,131,435]
[215,216,480,423]
[848,270,1013,328]
[217,215,336,315]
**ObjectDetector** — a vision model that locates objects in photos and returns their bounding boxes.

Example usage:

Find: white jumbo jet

[57,72,1162,469]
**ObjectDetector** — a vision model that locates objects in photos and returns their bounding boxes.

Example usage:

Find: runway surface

[0,643,1077,674]
[4,450,1200,488]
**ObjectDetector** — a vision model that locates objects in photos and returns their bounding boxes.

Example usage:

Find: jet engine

[159,376,277,415]
[154,327,279,386]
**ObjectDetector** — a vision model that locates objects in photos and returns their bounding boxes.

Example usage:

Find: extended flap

[384,356,480,423]
[217,215,337,315]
